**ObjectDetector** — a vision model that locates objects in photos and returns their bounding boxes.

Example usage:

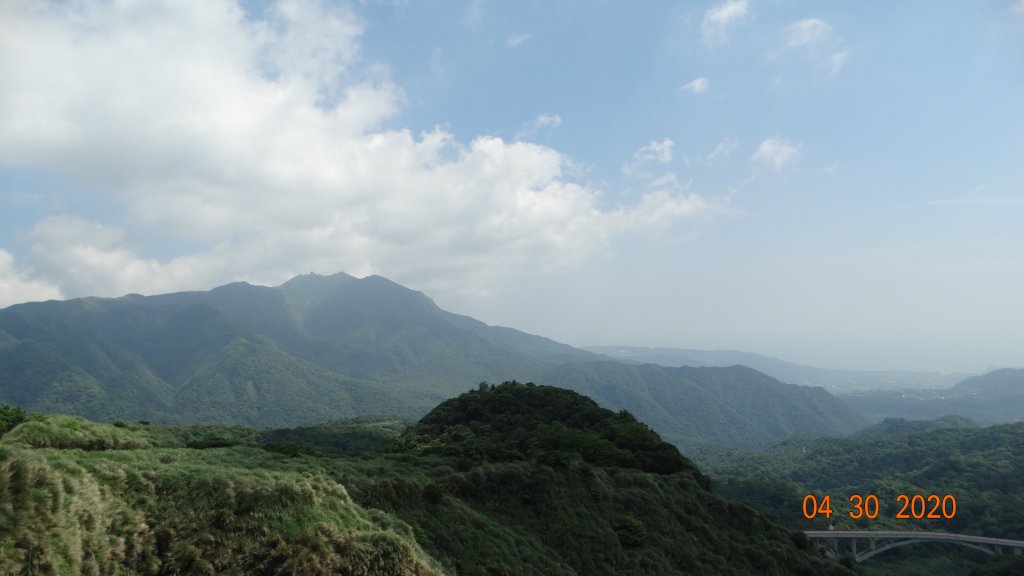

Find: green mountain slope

[0,300,419,428]
[697,417,1024,575]
[699,417,1024,538]
[0,387,855,576]
[850,414,979,439]
[842,368,1024,425]
[586,345,969,392]
[172,336,422,426]
[0,272,864,448]
[954,368,1024,396]
[538,362,865,449]
[0,273,587,426]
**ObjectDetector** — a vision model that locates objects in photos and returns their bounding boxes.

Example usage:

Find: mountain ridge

[843,367,1024,425]
[1,272,864,448]
[537,361,864,449]
[585,345,971,392]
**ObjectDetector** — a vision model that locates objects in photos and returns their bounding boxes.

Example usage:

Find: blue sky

[1,0,1022,371]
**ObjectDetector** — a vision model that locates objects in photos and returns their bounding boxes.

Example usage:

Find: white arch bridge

[805,530,1024,563]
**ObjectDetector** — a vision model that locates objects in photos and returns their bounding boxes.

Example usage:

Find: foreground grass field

[0,383,854,575]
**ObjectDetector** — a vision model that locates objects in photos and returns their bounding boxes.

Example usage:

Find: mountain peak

[0,273,863,451]
[278,270,357,289]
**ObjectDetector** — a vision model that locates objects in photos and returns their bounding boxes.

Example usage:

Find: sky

[1,0,1022,372]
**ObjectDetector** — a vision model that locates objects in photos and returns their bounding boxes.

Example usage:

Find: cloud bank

[0,0,706,303]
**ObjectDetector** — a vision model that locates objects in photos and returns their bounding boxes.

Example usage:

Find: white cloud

[706,138,737,161]
[786,18,831,47]
[0,1,706,302]
[620,189,707,231]
[636,139,675,164]
[781,18,848,76]
[1013,0,1024,15]
[701,0,749,46]
[506,33,530,48]
[515,113,562,140]
[27,216,201,298]
[0,250,63,308]
[680,76,710,95]
[753,137,800,171]
[257,0,364,99]
[623,139,674,175]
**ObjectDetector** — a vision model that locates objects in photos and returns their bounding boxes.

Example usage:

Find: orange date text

[801,493,957,520]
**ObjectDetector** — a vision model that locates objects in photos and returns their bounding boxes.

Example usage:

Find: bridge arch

[855,537,995,563]
[805,531,1024,564]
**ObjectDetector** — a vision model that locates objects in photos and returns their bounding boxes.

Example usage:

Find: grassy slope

[0,422,442,575]
[0,387,855,576]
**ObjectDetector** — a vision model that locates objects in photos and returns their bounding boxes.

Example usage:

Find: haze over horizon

[1,1,1022,373]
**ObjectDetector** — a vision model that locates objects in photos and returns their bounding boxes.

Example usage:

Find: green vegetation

[0,442,443,575]
[0,385,854,575]
[2,414,177,451]
[0,273,864,451]
[538,361,865,449]
[410,382,692,475]
[0,403,27,435]
[849,415,979,439]
[853,546,993,576]
[695,416,1024,574]
[259,416,407,455]
[967,556,1024,576]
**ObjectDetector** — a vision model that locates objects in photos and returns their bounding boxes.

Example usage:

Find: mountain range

[584,345,969,392]
[589,347,1024,427]
[0,272,864,448]
[842,368,1024,425]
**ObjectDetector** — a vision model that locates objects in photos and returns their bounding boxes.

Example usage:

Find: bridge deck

[805,530,1024,563]
[805,530,1024,548]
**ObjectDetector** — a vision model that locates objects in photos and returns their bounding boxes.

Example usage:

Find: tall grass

[0,428,445,575]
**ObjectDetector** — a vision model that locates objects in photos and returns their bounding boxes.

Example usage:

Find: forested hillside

[0,273,587,424]
[0,386,856,575]
[696,417,1024,575]
[538,362,864,449]
[0,273,865,451]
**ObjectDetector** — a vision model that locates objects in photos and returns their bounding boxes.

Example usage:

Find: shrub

[614,515,647,548]
[0,404,28,436]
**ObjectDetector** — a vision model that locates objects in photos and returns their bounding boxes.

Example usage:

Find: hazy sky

[1,0,1022,372]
